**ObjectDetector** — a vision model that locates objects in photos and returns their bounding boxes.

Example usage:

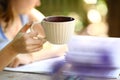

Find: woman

[0,0,66,70]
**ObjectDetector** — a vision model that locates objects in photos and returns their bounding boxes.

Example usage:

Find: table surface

[0,71,120,80]
[0,71,53,80]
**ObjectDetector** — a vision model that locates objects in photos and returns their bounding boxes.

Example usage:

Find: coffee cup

[41,16,75,44]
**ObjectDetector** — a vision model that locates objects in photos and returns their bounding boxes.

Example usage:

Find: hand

[8,54,33,68]
[10,23,46,53]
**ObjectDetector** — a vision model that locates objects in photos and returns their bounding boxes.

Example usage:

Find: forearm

[0,44,18,71]
[31,43,68,62]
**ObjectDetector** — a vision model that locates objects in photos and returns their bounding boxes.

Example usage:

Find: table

[0,71,120,80]
[0,71,52,80]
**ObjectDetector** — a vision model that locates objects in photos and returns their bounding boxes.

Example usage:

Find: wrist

[5,42,19,55]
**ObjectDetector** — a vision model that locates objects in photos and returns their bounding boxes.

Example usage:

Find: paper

[68,35,120,52]
[66,35,120,68]
[4,56,65,74]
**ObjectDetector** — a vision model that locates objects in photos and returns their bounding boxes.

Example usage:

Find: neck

[1,11,23,40]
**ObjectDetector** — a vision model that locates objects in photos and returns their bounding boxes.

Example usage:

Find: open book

[4,56,65,74]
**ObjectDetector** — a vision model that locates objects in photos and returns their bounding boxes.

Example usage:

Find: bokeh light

[84,0,97,4]
[87,9,102,23]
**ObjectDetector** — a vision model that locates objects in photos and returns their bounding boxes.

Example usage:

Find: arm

[0,43,18,70]
[0,23,44,70]
[31,42,68,62]
[8,42,67,68]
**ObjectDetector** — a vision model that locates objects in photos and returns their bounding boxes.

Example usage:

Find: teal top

[0,14,29,50]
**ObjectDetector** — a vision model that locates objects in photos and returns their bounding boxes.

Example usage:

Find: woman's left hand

[7,54,33,68]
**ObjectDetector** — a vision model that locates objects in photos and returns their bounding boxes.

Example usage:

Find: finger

[7,62,13,67]
[26,37,43,45]
[11,59,21,68]
[31,34,46,43]
[25,42,43,51]
[20,22,33,33]
[12,62,20,68]
[28,47,43,53]
[24,32,38,39]
[27,43,43,50]
[7,60,16,68]
[8,58,21,68]
[41,38,47,44]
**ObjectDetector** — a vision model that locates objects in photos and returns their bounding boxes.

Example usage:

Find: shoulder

[28,8,45,22]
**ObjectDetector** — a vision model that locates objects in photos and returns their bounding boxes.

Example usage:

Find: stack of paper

[66,35,120,68]
[61,35,120,79]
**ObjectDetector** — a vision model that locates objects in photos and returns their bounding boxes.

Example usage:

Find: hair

[0,0,14,24]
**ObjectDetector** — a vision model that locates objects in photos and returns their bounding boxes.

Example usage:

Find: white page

[4,56,65,74]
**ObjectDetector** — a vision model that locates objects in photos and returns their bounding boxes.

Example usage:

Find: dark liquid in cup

[44,16,74,22]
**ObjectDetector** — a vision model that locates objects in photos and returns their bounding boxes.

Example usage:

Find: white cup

[41,16,75,44]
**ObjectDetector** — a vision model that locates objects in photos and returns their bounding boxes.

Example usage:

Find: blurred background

[36,0,117,37]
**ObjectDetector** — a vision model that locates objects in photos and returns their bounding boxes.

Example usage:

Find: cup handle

[30,21,41,32]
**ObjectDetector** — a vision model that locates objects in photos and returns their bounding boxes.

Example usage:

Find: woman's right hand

[10,23,46,53]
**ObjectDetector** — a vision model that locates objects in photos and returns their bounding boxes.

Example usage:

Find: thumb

[20,22,33,33]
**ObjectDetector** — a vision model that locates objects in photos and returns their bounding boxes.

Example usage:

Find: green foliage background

[36,0,89,33]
